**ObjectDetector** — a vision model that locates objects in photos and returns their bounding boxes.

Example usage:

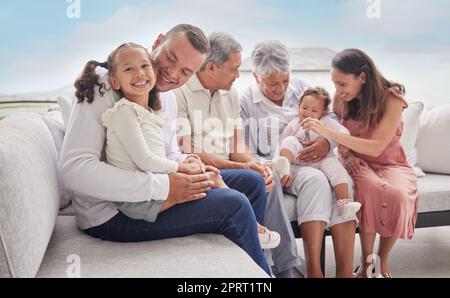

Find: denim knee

[242,171,267,198]
[223,189,255,216]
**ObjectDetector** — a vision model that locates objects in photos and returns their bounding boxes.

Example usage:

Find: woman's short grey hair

[251,40,290,77]
[200,32,242,71]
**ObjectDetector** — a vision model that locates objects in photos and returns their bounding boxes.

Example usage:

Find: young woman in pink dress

[301,48,418,278]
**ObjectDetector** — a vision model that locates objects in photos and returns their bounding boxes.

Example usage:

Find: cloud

[2,0,288,93]
[336,0,450,54]
[2,0,450,107]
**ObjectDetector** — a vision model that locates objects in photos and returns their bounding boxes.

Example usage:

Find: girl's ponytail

[74,60,108,103]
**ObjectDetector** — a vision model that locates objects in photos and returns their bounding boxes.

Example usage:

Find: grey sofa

[2,109,449,278]
[0,113,268,278]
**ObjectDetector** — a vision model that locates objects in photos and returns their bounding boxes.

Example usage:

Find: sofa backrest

[0,113,60,277]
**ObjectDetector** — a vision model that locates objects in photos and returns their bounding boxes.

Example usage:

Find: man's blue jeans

[220,169,267,225]
[85,171,270,274]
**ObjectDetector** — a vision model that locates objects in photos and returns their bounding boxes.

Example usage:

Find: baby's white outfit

[279,115,350,188]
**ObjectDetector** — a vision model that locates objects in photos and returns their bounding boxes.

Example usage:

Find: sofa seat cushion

[416,174,450,213]
[36,216,269,278]
[284,173,450,222]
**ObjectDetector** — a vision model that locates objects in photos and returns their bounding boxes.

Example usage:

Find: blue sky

[1,0,450,105]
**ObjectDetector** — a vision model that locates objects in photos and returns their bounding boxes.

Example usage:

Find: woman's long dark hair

[74,43,160,111]
[332,48,405,129]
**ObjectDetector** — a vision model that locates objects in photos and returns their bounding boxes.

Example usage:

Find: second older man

[174,32,301,278]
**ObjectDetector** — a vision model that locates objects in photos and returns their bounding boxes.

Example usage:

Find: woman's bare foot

[354,262,373,278]
[206,171,228,189]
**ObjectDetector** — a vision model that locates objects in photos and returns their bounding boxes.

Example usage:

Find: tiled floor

[294,226,450,278]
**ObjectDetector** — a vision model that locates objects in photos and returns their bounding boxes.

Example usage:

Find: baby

[274,87,361,219]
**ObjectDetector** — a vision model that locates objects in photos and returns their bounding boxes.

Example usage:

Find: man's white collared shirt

[174,74,243,161]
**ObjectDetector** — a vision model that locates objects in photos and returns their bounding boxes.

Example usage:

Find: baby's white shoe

[259,227,281,250]
[337,199,361,220]
[273,156,291,178]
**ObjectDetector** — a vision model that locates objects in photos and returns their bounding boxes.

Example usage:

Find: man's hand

[242,161,267,178]
[204,165,221,175]
[180,154,206,173]
[338,145,350,159]
[280,174,294,188]
[263,165,275,193]
[161,172,214,212]
[343,154,367,175]
[298,138,330,163]
[178,162,203,175]
[241,161,275,192]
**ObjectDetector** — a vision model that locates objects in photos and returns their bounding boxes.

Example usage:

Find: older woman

[240,41,357,278]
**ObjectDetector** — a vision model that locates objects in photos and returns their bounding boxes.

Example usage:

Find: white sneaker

[273,156,290,178]
[258,227,281,250]
[337,200,361,220]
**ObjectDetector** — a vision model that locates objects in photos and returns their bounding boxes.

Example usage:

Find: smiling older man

[175,32,300,278]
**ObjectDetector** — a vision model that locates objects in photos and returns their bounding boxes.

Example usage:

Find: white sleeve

[239,88,267,162]
[160,91,188,163]
[174,88,193,138]
[60,68,169,203]
[280,119,301,141]
[239,90,250,122]
[108,105,179,174]
[233,89,244,131]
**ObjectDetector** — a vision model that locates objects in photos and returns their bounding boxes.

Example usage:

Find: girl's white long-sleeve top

[101,98,179,174]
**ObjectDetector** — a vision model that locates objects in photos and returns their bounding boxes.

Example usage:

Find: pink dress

[343,88,418,239]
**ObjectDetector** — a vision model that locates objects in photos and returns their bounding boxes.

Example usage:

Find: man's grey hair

[200,32,242,71]
[251,40,291,77]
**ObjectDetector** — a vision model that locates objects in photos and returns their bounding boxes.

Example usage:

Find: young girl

[75,43,279,249]
[302,49,419,278]
[274,87,361,220]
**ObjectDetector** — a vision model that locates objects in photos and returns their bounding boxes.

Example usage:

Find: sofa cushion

[416,174,450,213]
[57,96,73,131]
[42,111,73,210]
[0,113,60,278]
[416,104,450,174]
[400,101,425,177]
[36,216,269,278]
[283,173,450,222]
